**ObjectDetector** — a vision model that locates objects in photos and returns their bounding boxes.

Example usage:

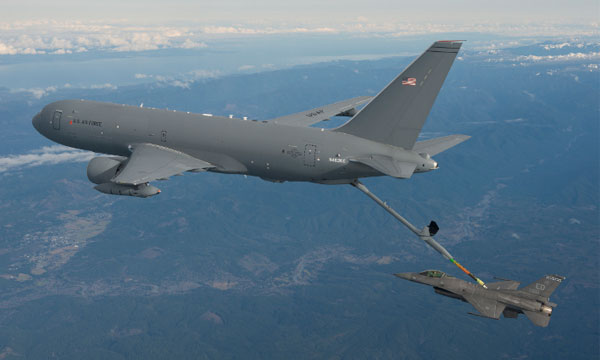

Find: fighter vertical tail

[521,275,565,298]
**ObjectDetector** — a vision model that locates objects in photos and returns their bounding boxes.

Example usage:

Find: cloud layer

[0,21,207,55]
[0,20,597,56]
[0,145,95,173]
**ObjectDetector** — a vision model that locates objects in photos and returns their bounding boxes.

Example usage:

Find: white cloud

[133,68,220,89]
[89,83,117,90]
[0,21,210,55]
[542,42,587,50]
[0,42,18,55]
[51,48,72,55]
[515,51,600,62]
[11,86,58,99]
[169,80,191,89]
[484,51,600,65]
[0,145,94,173]
[178,39,207,49]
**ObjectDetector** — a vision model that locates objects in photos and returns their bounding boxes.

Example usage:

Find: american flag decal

[402,77,417,86]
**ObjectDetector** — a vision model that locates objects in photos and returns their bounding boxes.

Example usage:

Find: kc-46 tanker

[32,41,467,197]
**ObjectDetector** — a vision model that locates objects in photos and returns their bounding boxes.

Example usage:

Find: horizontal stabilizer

[523,310,551,327]
[269,96,372,127]
[412,134,471,156]
[350,155,417,179]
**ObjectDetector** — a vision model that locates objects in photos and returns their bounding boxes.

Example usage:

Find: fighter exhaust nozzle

[540,305,553,315]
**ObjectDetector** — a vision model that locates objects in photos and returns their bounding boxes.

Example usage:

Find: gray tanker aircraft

[395,270,565,327]
[32,40,469,198]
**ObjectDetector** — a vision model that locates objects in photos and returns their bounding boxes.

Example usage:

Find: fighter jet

[395,270,565,327]
[31,41,468,198]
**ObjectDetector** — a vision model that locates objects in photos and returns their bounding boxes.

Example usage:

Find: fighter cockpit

[419,270,448,278]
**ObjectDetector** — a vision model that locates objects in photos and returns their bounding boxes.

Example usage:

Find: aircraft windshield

[419,270,447,278]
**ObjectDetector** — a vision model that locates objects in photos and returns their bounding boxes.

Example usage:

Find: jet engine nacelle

[87,156,127,184]
[87,156,161,198]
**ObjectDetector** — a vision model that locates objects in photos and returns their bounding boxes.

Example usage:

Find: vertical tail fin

[335,41,463,149]
[521,274,565,298]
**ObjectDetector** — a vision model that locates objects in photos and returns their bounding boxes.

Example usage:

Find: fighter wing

[269,96,372,127]
[463,295,505,319]
[112,143,214,185]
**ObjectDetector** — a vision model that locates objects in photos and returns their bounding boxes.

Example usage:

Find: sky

[2,0,598,25]
[1,0,597,57]
[0,0,597,91]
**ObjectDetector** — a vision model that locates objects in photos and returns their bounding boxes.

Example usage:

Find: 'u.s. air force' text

[71,119,102,127]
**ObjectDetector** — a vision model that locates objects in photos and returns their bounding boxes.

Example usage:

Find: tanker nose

[32,112,42,133]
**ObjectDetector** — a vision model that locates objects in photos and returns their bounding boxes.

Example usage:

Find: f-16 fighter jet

[395,270,565,327]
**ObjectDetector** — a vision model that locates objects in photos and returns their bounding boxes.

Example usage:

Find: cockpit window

[419,270,446,278]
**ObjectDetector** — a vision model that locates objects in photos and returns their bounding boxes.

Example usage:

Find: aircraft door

[304,144,317,167]
[52,110,62,130]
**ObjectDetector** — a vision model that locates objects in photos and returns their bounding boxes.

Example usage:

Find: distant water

[0,35,467,90]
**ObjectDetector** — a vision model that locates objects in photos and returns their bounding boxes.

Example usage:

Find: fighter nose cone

[393,273,414,281]
[32,112,42,132]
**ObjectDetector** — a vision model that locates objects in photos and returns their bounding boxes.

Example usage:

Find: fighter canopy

[419,270,450,278]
